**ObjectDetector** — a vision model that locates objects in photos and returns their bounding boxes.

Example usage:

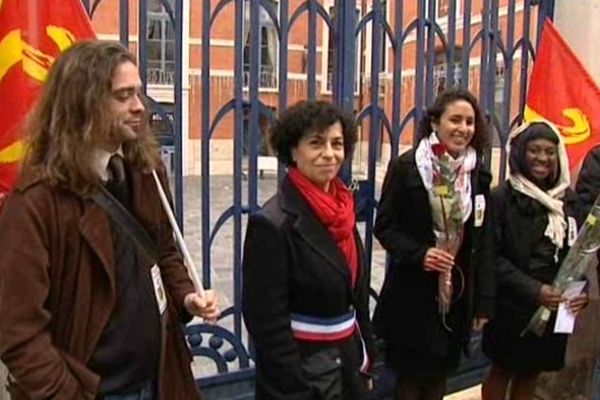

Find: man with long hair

[0,41,218,399]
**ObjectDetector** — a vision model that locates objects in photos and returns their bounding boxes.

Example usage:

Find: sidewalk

[0,362,7,400]
[445,385,481,400]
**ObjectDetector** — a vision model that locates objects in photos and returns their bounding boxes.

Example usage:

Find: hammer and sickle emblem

[524,105,591,145]
[0,25,76,83]
[0,140,26,164]
[0,24,76,163]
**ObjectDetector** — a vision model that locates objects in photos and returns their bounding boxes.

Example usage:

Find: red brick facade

[89,0,534,173]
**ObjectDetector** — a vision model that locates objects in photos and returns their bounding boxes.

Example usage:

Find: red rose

[431,143,447,157]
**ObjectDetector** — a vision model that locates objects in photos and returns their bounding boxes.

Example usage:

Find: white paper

[151,264,167,314]
[553,280,587,334]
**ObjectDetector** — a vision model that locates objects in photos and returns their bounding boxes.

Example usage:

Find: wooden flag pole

[151,170,205,297]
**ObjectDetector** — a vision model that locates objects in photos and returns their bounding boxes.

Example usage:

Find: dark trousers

[394,375,446,400]
[97,381,156,400]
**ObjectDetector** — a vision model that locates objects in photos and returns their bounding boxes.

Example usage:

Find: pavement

[444,385,481,400]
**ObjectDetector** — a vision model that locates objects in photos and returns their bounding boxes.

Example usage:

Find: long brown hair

[22,40,159,196]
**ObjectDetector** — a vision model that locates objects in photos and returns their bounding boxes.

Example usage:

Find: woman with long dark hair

[482,121,588,400]
[373,87,495,400]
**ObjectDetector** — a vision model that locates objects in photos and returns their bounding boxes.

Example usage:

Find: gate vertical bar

[390,0,402,156]
[542,0,556,20]
[247,0,260,211]
[173,0,184,224]
[424,0,435,105]
[278,0,289,128]
[518,0,533,121]
[277,0,288,179]
[82,0,90,14]
[484,0,499,170]
[138,0,148,90]
[233,0,246,338]
[446,0,457,87]
[200,0,211,288]
[478,0,491,115]
[307,0,317,100]
[498,0,517,182]
[119,0,128,46]
[334,0,356,182]
[414,0,426,136]
[460,0,473,88]
[487,0,500,123]
[334,0,357,112]
[537,0,555,46]
[365,0,383,274]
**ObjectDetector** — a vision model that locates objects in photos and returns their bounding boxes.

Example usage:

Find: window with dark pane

[242,106,276,157]
[243,0,278,88]
[433,46,462,95]
[425,0,461,20]
[492,62,506,148]
[438,0,450,18]
[150,103,174,146]
[326,6,360,92]
[147,0,175,85]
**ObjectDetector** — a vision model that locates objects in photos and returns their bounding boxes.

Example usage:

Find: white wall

[554,0,600,84]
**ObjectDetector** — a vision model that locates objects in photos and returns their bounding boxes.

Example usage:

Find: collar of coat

[12,167,167,306]
[277,175,362,287]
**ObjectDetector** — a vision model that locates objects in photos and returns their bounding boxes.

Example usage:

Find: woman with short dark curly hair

[242,100,375,399]
[269,100,358,166]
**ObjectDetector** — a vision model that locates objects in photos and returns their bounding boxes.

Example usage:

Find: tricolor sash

[290,310,369,373]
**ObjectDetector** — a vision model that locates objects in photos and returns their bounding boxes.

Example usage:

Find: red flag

[525,19,600,170]
[0,0,96,201]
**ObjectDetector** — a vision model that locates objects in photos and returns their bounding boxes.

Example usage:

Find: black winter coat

[575,145,600,224]
[574,145,600,288]
[488,183,576,320]
[482,182,578,372]
[372,149,495,375]
[242,177,375,400]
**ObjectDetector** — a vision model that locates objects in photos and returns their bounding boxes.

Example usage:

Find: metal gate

[82,0,555,398]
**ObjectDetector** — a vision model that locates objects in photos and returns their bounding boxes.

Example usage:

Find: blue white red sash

[290,311,370,373]
[290,311,356,341]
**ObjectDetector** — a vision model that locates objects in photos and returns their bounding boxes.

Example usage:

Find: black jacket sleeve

[355,245,375,374]
[575,146,600,225]
[241,214,313,400]
[374,159,429,267]
[492,187,542,306]
[474,171,496,318]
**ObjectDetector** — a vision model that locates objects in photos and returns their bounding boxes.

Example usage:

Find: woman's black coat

[482,182,578,371]
[485,182,577,332]
[575,144,600,224]
[242,176,375,400]
[372,149,495,370]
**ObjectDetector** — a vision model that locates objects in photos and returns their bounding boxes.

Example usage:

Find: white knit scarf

[507,122,571,250]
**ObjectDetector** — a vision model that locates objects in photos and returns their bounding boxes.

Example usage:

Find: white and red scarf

[415,133,477,223]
